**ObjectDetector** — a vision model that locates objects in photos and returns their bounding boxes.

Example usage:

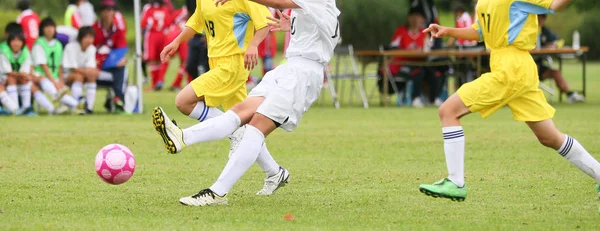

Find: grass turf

[1,61,600,230]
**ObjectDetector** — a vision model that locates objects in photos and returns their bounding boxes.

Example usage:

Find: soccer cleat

[419,178,467,202]
[152,106,185,154]
[596,184,600,199]
[53,87,69,102]
[53,104,70,115]
[229,126,246,158]
[257,167,290,196]
[179,188,228,206]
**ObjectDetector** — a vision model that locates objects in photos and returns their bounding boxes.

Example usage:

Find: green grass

[2,61,600,230]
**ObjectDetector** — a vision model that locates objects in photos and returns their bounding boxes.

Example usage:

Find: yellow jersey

[186,0,271,58]
[472,0,554,50]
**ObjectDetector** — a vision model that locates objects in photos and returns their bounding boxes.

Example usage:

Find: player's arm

[245,27,269,70]
[423,24,480,42]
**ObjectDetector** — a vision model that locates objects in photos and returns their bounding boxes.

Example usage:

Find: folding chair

[322,45,369,108]
[97,67,129,112]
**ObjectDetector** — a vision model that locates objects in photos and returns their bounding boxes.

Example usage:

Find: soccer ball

[95,144,136,185]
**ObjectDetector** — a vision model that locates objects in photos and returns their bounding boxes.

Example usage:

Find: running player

[418,0,600,201]
[152,0,270,155]
[153,0,340,206]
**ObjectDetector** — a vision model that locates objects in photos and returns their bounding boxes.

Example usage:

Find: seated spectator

[32,17,80,114]
[62,26,99,114]
[93,0,128,113]
[16,0,40,51]
[0,23,25,114]
[65,0,83,30]
[536,14,584,103]
[384,9,441,108]
[0,26,56,116]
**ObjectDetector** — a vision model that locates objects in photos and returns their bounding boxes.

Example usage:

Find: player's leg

[31,83,55,114]
[82,68,99,113]
[419,71,506,201]
[17,74,32,110]
[5,75,19,109]
[0,81,19,113]
[67,72,84,100]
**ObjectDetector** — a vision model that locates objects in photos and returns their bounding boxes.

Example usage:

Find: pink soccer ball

[95,144,136,185]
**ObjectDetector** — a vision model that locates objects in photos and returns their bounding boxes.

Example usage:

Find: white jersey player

[151,0,340,206]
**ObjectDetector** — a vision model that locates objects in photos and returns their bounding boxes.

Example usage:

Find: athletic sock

[60,94,79,108]
[84,82,97,111]
[6,85,19,108]
[210,125,264,196]
[40,78,57,96]
[188,101,224,122]
[0,91,18,112]
[150,64,161,88]
[443,126,465,187]
[34,91,54,112]
[256,144,280,177]
[182,110,240,145]
[558,135,600,184]
[71,81,83,99]
[18,84,32,109]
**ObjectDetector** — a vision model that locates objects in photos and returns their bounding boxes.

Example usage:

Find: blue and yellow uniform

[186,0,271,110]
[457,0,555,121]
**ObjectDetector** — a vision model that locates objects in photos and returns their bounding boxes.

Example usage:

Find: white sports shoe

[152,106,186,154]
[179,189,228,206]
[257,167,290,196]
[434,98,444,107]
[567,92,585,104]
[53,104,70,115]
[229,126,246,158]
[412,97,425,108]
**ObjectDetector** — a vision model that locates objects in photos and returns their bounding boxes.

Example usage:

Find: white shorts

[249,57,325,132]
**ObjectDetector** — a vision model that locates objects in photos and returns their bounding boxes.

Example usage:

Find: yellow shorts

[190,54,249,110]
[457,47,555,122]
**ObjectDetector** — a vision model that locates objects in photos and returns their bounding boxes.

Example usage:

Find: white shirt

[78,1,97,26]
[286,0,340,64]
[31,38,59,66]
[62,42,97,70]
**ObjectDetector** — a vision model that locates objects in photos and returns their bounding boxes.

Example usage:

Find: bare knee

[231,97,265,125]
[85,68,99,82]
[536,133,563,148]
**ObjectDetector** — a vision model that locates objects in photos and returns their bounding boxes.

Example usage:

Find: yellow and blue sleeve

[471,21,484,42]
[244,2,271,30]
[517,0,554,9]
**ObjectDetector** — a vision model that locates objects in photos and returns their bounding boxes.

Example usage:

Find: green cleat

[419,178,467,202]
[596,184,600,199]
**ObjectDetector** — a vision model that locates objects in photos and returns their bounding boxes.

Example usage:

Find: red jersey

[17,9,40,50]
[387,25,425,75]
[454,12,477,46]
[259,8,278,58]
[390,25,425,50]
[171,7,188,28]
[141,4,172,33]
[93,22,128,69]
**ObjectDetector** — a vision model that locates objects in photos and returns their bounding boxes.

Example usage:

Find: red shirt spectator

[17,9,40,50]
[93,21,127,69]
[141,3,172,33]
[388,25,425,75]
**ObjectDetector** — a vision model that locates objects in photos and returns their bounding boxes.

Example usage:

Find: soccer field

[2,62,600,230]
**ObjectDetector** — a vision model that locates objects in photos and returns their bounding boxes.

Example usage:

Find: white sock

[71,82,83,99]
[188,101,224,122]
[40,78,57,95]
[182,110,240,145]
[6,85,19,107]
[558,135,600,184]
[84,83,96,111]
[60,95,79,108]
[18,84,32,109]
[34,91,54,112]
[443,126,465,187]
[0,91,18,112]
[210,125,264,196]
[256,145,280,177]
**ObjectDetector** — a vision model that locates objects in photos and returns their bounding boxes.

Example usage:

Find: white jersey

[286,0,340,64]
[62,42,97,70]
[0,51,32,74]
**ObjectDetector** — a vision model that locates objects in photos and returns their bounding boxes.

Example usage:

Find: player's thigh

[176,84,204,106]
[507,89,555,122]
[456,72,507,115]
